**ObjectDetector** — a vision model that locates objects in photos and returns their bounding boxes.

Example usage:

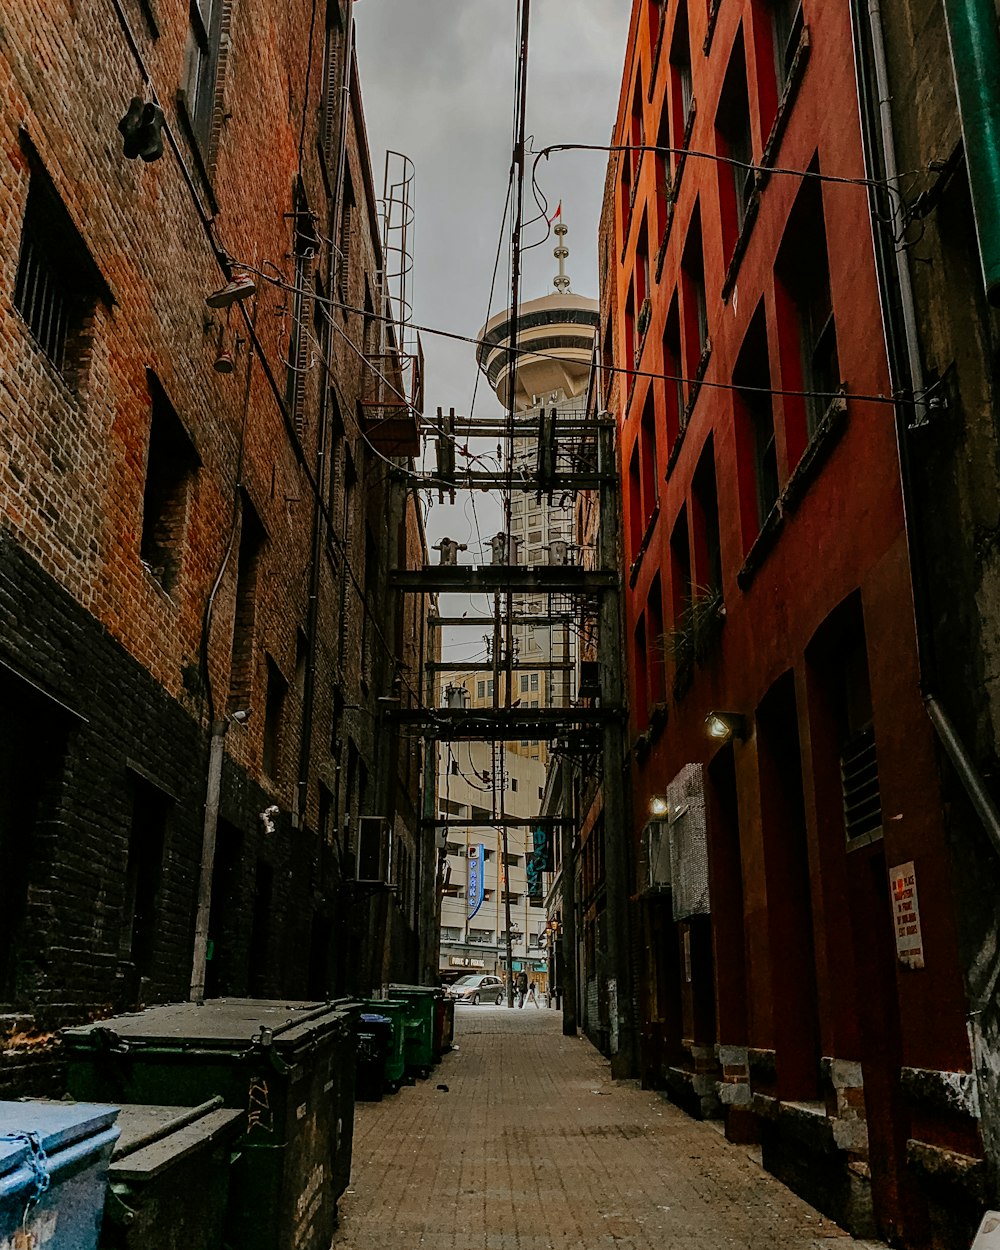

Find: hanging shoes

[118,98,165,162]
[205,273,257,309]
[138,104,165,162]
[118,96,145,159]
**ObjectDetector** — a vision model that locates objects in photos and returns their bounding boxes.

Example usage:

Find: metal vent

[841,725,882,842]
[667,763,710,919]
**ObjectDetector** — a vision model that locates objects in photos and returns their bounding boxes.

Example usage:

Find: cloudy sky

[353,1,630,648]
[353,0,629,436]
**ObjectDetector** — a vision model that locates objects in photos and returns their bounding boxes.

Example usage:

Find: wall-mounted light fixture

[648,795,669,818]
[705,711,748,742]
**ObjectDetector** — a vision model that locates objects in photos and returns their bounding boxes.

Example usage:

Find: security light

[648,795,669,817]
[705,711,748,742]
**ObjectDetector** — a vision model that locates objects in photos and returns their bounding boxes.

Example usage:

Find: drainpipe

[941,0,1000,305]
[190,719,228,1002]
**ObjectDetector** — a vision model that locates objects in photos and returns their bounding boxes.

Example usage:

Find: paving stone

[335,1006,887,1250]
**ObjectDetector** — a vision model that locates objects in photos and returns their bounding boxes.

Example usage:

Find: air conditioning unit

[646,819,671,891]
[356,815,392,884]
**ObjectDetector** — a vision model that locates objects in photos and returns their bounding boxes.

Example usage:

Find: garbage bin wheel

[472,993,480,1005]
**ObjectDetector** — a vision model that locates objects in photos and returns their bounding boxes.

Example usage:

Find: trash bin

[361,1000,406,1092]
[0,1099,119,1250]
[63,998,359,1250]
[384,986,438,1077]
[101,1098,243,1250]
[355,1015,391,1102]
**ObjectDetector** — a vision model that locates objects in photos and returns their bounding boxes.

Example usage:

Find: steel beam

[427,615,579,627]
[393,567,617,594]
[424,817,573,829]
[426,660,574,672]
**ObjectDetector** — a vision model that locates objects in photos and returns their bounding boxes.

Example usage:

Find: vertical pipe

[190,720,228,1002]
[941,0,1000,304]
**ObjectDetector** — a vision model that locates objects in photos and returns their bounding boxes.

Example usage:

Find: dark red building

[606,0,983,1243]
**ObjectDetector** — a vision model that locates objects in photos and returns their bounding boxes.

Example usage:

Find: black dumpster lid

[61,998,359,1050]
[109,1103,244,1181]
[0,1100,119,1179]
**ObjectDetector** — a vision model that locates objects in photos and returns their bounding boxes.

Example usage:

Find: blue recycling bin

[0,1100,119,1250]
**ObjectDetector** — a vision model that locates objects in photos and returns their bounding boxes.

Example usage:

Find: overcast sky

[353,1,629,649]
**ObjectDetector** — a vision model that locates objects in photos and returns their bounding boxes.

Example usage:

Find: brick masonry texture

[0,0,430,1093]
[337,1008,886,1250]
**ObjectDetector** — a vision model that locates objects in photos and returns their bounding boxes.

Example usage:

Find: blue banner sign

[467,843,485,920]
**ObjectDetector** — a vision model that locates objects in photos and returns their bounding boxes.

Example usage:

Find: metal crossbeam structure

[389,705,621,741]
[393,567,617,594]
[426,660,574,673]
[427,614,578,627]
[425,817,574,829]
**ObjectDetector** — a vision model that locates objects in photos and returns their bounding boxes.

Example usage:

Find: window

[468,928,494,945]
[511,778,518,792]
[640,391,658,526]
[487,679,494,696]
[228,500,265,713]
[262,657,287,781]
[636,217,651,317]
[716,35,754,257]
[337,175,355,304]
[662,295,685,448]
[670,507,693,632]
[320,2,346,174]
[286,190,317,436]
[441,926,462,942]
[141,374,199,592]
[734,306,779,532]
[501,891,521,904]
[478,680,485,698]
[628,441,643,558]
[630,77,645,182]
[772,0,804,96]
[520,674,529,693]
[445,842,463,856]
[504,853,521,867]
[362,528,378,686]
[654,105,672,242]
[681,209,708,373]
[183,0,225,149]
[668,2,693,176]
[776,172,840,448]
[634,615,649,730]
[647,574,667,705]
[692,439,722,597]
[13,155,104,382]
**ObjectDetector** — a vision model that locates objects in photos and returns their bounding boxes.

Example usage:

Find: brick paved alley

[336,1007,886,1250]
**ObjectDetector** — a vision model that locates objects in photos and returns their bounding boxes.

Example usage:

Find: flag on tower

[547,200,563,225]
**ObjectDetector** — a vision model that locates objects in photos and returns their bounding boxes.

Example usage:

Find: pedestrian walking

[516,968,528,1008]
[526,980,540,1008]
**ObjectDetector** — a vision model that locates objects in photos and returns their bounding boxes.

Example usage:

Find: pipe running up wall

[942,0,1000,305]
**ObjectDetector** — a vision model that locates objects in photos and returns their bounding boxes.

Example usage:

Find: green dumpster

[384,986,438,1077]
[361,999,405,1091]
[101,1099,243,1250]
[63,998,359,1250]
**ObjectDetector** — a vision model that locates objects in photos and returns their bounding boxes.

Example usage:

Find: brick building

[605,0,985,1244]
[0,0,432,1094]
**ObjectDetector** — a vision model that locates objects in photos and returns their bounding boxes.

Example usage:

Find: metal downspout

[941,0,1000,304]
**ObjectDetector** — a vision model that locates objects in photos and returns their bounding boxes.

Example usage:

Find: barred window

[14,157,104,383]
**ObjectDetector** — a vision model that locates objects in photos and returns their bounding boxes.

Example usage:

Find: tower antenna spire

[552,205,571,293]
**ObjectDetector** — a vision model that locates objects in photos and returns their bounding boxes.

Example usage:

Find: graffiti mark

[247,1075,274,1135]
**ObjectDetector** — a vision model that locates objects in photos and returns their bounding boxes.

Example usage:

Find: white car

[447,974,505,1005]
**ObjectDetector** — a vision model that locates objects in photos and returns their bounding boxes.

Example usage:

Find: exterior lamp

[648,795,669,818]
[705,711,748,742]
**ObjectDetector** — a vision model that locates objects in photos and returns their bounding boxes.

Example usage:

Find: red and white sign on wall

[889,860,925,969]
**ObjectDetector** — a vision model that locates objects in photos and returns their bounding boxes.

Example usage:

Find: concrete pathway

[335,1004,885,1250]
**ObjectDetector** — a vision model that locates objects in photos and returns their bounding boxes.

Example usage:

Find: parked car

[447,974,505,1005]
